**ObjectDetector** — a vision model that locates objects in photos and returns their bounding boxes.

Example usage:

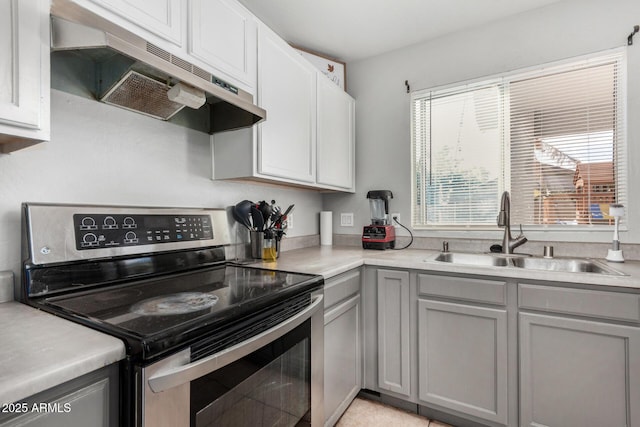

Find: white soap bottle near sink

[606,204,624,262]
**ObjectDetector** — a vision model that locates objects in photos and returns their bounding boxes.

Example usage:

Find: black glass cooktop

[37,265,322,361]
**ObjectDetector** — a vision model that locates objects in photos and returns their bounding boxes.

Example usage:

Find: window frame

[410,48,628,232]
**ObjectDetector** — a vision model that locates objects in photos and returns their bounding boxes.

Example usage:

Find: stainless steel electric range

[19,203,324,427]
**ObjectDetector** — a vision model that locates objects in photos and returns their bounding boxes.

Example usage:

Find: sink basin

[434,252,510,267]
[433,251,626,276]
[511,257,625,275]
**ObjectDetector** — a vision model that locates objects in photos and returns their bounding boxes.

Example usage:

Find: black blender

[362,190,396,249]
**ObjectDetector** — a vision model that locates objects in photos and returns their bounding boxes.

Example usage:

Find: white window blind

[411,51,626,228]
[412,83,504,226]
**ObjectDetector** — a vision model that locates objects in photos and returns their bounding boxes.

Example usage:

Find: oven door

[142,293,324,427]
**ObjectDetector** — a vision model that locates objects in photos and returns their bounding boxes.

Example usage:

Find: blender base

[362,224,396,250]
[362,240,396,250]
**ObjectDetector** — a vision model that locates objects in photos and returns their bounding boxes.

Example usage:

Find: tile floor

[335,398,453,427]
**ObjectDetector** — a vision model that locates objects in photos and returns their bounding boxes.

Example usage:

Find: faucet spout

[497,191,527,254]
[497,191,509,227]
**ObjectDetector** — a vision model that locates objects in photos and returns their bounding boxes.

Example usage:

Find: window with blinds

[411,50,626,228]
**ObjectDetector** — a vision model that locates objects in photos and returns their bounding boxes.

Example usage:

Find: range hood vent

[50,13,265,134]
[101,70,190,120]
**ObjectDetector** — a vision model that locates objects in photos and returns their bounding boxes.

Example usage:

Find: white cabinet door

[316,74,355,191]
[188,0,256,89]
[86,0,183,47]
[0,0,49,153]
[257,24,316,183]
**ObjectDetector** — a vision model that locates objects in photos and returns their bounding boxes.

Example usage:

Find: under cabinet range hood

[49,14,265,134]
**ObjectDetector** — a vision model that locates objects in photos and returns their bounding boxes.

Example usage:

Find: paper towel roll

[320,211,333,245]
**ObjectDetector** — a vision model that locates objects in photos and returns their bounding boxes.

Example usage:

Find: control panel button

[103,216,118,229]
[124,231,138,244]
[81,233,99,248]
[122,217,137,229]
[80,217,97,230]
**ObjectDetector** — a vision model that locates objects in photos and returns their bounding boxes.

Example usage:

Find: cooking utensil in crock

[232,206,252,230]
[250,206,265,231]
[258,201,272,226]
[234,200,254,229]
[273,204,294,228]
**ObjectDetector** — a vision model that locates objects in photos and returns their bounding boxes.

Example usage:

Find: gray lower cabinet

[363,268,640,427]
[416,272,510,426]
[417,299,508,425]
[376,269,411,397]
[519,312,640,427]
[0,364,119,427]
[324,269,362,427]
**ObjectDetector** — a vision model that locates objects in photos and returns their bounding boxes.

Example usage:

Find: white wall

[0,90,322,275]
[324,0,640,245]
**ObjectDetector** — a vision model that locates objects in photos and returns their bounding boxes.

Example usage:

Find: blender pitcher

[367,190,393,225]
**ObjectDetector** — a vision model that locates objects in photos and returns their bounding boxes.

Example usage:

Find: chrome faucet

[497,191,527,254]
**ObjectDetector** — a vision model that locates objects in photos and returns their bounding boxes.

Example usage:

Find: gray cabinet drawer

[417,274,507,306]
[324,269,361,309]
[518,283,640,323]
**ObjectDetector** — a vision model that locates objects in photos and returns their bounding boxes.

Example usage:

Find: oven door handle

[147,293,324,393]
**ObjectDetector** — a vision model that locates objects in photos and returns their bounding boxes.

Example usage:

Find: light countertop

[251,246,640,290]
[0,302,125,406]
[3,244,639,406]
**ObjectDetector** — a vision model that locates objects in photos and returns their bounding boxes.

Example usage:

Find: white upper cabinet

[53,0,355,190]
[316,74,355,191]
[257,23,317,183]
[82,0,184,47]
[212,22,355,192]
[55,0,256,93]
[0,0,50,153]
[188,0,256,90]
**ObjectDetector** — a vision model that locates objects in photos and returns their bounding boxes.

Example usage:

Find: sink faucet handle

[512,224,528,249]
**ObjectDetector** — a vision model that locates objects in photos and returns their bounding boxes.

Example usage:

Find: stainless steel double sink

[433,252,626,275]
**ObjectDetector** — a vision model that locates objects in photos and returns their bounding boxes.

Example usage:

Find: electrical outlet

[286,212,293,229]
[340,213,354,227]
[391,213,401,226]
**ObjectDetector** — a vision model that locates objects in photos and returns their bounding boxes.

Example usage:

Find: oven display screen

[73,213,213,250]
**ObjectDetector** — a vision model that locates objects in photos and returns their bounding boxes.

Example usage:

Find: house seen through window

[411,50,626,229]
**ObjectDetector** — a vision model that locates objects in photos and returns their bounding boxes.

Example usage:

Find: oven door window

[191,320,311,427]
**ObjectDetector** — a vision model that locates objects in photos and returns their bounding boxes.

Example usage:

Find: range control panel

[73,213,213,250]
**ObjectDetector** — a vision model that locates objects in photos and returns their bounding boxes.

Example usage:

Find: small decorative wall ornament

[292,45,347,91]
